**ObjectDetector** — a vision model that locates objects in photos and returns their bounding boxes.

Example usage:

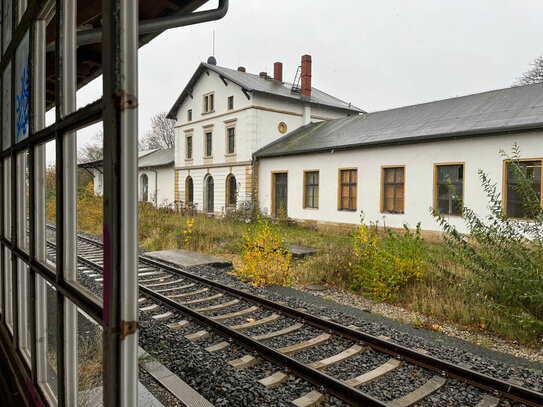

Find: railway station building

[254,83,543,234]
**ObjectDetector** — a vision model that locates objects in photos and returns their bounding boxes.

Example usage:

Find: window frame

[227,95,234,110]
[271,171,289,215]
[185,134,193,159]
[203,92,215,114]
[204,131,213,157]
[303,170,319,209]
[337,168,358,211]
[433,162,465,217]
[187,109,192,122]
[380,165,405,214]
[225,174,237,206]
[502,158,543,219]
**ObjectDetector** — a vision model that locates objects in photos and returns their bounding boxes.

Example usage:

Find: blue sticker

[15,56,29,142]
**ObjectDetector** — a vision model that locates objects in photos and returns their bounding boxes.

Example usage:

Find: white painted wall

[139,166,175,207]
[257,132,543,233]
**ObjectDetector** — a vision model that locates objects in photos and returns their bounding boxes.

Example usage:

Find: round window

[278,122,287,134]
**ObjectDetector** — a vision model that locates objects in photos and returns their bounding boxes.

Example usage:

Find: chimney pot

[301,54,312,98]
[237,66,246,72]
[259,71,267,78]
[273,62,283,82]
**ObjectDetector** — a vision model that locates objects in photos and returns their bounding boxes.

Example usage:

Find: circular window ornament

[278,122,287,134]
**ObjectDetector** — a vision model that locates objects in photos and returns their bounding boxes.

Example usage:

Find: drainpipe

[251,156,257,212]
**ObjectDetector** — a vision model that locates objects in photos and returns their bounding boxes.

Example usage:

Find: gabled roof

[78,148,174,169]
[167,62,364,119]
[254,82,543,158]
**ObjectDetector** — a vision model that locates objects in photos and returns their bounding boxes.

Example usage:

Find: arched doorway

[140,174,149,202]
[225,174,237,208]
[204,175,214,213]
[185,176,193,203]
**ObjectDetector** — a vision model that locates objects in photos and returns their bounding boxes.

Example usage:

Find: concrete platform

[79,382,163,407]
[288,244,318,259]
[144,249,232,269]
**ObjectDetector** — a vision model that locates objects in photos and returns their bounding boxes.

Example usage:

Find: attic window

[187,109,192,121]
[228,96,234,110]
[203,92,214,114]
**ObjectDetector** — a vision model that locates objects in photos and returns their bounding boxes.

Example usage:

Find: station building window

[434,163,464,216]
[381,166,405,213]
[338,169,357,211]
[303,171,319,209]
[504,159,542,218]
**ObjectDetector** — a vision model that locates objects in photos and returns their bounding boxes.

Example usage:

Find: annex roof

[78,148,174,169]
[167,63,364,119]
[254,82,543,158]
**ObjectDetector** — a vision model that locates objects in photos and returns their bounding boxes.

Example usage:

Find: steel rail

[64,230,543,406]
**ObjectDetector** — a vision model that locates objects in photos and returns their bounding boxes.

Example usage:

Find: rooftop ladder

[291,65,301,93]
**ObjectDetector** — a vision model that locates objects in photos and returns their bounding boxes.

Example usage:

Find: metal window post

[102,0,139,405]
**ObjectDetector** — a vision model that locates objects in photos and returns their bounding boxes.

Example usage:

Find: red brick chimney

[259,71,267,78]
[237,66,246,72]
[301,54,312,98]
[273,62,283,82]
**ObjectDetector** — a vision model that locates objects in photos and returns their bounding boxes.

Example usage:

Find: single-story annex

[254,82,543,234]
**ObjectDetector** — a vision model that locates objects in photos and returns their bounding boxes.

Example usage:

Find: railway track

[46,225,543,407]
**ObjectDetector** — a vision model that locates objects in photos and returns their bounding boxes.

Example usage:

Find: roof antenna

[207,31,217,65]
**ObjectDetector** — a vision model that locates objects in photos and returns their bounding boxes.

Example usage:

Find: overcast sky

[72,0,543,158]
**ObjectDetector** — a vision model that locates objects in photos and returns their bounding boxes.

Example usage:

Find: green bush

[431,144,543,334]
[351,217,427,301]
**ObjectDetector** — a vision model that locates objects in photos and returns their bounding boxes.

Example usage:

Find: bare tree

[513,55,543,86]
[139,112,175,149]
[78,130,103,163]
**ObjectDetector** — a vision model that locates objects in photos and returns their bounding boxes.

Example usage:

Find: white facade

[257,132,543,233]
[138,166,175,207]
[172,64,358,214]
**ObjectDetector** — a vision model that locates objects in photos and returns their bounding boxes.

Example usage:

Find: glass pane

[396,167,404,182]
[78,308,104,407]
[15,31,30,143]
[384,168,395,183]
[2,0,12,54]
[3,62,11,150]
[46,283,58,399]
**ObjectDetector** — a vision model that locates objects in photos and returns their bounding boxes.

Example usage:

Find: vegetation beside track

[44,149,543,346]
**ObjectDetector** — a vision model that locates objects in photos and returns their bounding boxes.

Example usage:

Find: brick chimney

[237,66,246,72]
[301,54,312,98]
[259,71,267,78]
[273,62,283,82]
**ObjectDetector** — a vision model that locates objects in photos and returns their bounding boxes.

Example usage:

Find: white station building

[167,55,363,214]
[254,83,543,233]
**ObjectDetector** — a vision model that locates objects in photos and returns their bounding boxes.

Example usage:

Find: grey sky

[73,0,543,157]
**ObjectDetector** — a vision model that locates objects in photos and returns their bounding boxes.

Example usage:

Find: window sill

[201,110,215,116]
[184,158,193,165]
[303,206,319,210]
[338,209,357,212]
[381,211,405,215]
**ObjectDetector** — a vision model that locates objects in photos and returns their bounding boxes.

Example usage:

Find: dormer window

[228,96,234,110]
[187,109,192,121]
[203,92,214,114]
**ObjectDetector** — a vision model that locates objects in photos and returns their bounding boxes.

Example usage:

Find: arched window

[185,176,193,203]
[226,174,237,207]
[140,174,148,202]
[204,175,214,213]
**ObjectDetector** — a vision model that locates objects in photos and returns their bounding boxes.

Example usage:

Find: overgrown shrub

[431,145,543,330]
[351,218,426,301]
[236,219,292,287]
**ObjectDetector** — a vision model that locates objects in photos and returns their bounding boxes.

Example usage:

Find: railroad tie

[344,358,402,387]
[168,288,209,299]
[291,389,326,407]
[205,341,230,353]
[347,325,360,330]
[179,293,223,305]
[258,371,289,388]
[475,394,500,407]
[229,354,258,369]
[167,320,191,329]
[277,333,331,355]
[251,323,304,341]
[194,299,240,313]
[138,298,147,304]
[153,283,195,293]
[152,312,174,321]
[388,375,447,407]
[211,306,259,322]
[140,304,160,312]
[229,313,282,331]
[143,278,184,288]
[185,330,210,341]
[308,344,363,370]
[95,277,103,282]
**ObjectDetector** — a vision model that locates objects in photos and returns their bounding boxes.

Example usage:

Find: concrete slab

[144,249,232,269]
[78,382,163,407]
[288,244,318,259]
